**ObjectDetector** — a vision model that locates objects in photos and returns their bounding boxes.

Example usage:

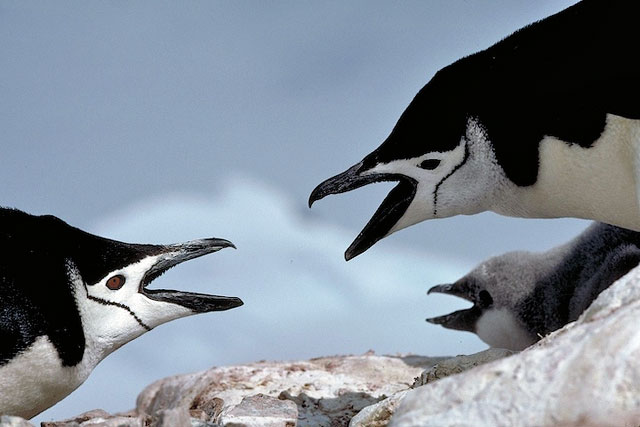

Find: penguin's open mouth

[140,238,243,313]
[425,283,492,332]
[309,162,417,260]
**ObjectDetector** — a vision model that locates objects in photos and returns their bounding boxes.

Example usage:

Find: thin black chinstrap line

[83,284,152,331]
[433,141,469,216]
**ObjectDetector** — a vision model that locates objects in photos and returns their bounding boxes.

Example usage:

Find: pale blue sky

[1,0,586,422]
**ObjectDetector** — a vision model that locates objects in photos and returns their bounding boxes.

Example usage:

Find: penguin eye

[106,275,126,290]
[479,290,493,307]
[418,159,441,170]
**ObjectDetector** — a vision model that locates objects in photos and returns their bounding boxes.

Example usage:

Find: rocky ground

[4,353,447,427]
[5,266,640,427]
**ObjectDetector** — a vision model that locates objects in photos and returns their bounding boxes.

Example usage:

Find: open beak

[309,162,417,260]
[425,282,483,333]
[141,238,243,313]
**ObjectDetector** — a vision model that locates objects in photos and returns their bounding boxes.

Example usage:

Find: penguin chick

[426,222,640,350]
[0,208,243,419]
[309,0,640,260]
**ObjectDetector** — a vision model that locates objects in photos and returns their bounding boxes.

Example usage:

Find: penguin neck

[498,115,640,229]
[75,289,149,367]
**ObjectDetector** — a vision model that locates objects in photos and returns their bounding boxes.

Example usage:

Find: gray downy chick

[427,222,640,350]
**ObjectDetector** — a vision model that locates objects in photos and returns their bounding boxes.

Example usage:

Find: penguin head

[425,276,494,337]
[1,209,243,365]
[309,69,500,260]
[68,237,242,352]
[426,251,541,350]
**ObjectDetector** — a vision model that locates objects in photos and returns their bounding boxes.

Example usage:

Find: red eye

[106,275,126,290]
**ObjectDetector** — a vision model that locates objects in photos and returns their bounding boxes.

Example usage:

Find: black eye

[106,275,126,290]
[419,159,441,170]
[479,290,493,307]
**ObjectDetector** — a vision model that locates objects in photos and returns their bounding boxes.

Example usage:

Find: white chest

[497,115,640,229]
[0,336,92,419]
[475,308,536,351]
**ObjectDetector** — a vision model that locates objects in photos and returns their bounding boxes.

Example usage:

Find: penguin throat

[475,308,536,351]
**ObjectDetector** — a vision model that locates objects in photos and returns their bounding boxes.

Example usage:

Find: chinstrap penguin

[309,0,640,260]
[0,208,243,419]
[426,222,640,350]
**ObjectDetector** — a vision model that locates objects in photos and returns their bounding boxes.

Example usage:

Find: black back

[0,208,156,367]
[366,0,640,186]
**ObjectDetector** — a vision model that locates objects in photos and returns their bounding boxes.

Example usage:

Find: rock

[136,353,442,426]
[412,348,516,387]
[350,348,514,426]
[0,415,35,427]
[40,409,148,427]
[44,266,640,427]
[349,390,409,427]
[218,394,296,426]
[151,408,192,427]
[389,265,640,427]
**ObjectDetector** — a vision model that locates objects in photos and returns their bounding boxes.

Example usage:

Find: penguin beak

[140,238,244,313]
[425,282,485,333]
[309,162,417,260]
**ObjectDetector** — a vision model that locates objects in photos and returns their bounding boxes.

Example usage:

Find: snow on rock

[389,265,640,427]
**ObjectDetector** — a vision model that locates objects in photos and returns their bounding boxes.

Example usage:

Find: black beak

[309,162,417,261]
[427,282,472,300]
[308,162,380,206]
[425,306,482,332]
[425,282,488,333]
[141,238,244,313]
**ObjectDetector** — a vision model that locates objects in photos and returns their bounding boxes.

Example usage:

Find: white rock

[350,348,514,426]
[390,265,640,427]
[151,408,192,427]
[349,390,409,427]
[40,409,146,427]
[137,353,442,426]
[218,394,297,427]
[0,415,35,427]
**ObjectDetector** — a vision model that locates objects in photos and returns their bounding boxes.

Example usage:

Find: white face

[310,117,507,259]
[66,256,194,355]
[364,117,504,236]
[363,139,469,234]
